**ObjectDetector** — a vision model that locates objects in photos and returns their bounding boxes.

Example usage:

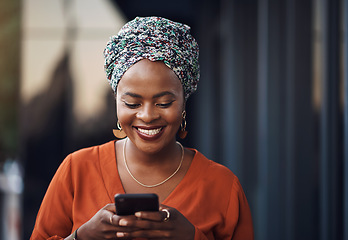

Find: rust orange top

[30,140,254,240]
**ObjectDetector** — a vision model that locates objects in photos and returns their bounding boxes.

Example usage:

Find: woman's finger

[110,214,138,227]
[135,208,172,222]
[118,217,173,231]
[102,203,116,213]
[116,229,172,239]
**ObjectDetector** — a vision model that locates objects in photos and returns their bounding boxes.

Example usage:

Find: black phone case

[114,193,159,215]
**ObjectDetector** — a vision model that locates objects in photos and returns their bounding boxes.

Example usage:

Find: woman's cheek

[168,110,183,127]
[117,106,133,124]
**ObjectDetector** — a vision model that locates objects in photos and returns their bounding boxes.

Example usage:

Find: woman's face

[116,59,184,154]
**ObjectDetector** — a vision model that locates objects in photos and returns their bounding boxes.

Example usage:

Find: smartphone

[114,193,159,216]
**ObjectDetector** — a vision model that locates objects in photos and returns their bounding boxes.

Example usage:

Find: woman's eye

[124,102,140,109]
[156,101,174,108]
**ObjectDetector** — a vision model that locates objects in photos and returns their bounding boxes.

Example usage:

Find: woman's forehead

[117,60,183,94]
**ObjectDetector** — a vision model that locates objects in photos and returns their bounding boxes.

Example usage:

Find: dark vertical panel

[192,0,220,159]
[317,0,330,238]
[342,0,348,239]
[240,2,258,200]
[292,0,316,238]
[219,0,259,235]
[256,0,269,239]
[266,1,315,239]
[284,0,295,239]
[320,0,343,239]
[219,0,258,179]
[220,0,240,173]
[267,1,283,239]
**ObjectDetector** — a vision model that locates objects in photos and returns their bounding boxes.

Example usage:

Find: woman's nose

[136,104,160,123]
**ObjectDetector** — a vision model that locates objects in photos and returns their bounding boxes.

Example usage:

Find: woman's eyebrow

[123,92,142,98]
[123,91,175,99]
[153,91,175,99]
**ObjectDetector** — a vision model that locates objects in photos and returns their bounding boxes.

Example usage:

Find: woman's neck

[124,138,181,168]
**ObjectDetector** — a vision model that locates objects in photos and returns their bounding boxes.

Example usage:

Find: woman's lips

[137,127,162,135]
[134,127,164,140]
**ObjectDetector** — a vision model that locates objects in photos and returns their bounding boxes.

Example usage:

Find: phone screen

[114,193,159,215]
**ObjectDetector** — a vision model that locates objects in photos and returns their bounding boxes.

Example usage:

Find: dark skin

[64,60,195,239]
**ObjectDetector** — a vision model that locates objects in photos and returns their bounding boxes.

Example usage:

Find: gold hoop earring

[178,110,188,139]
[113,121,127,139]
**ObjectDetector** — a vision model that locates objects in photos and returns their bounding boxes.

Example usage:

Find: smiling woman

[30,16,254,240]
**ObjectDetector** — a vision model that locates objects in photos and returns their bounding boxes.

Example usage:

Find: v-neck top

[30,140,254,240]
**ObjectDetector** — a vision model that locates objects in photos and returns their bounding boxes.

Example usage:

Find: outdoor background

[0,0,347,240]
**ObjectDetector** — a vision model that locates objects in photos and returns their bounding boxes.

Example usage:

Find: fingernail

[116,232,125,237]
[135,212,141,217]
[119,219,128,226]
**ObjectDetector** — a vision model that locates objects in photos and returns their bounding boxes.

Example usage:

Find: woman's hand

[115,204,195,240]
[75,203,139,240]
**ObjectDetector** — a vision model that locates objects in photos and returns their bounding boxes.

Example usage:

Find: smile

[137,127,162,136]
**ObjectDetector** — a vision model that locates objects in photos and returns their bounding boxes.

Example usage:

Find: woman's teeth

[138,128,162,135]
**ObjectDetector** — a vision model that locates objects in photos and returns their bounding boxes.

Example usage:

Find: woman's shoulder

[53,140,117,182]
[189,148,238,185]
[184,149,245,206]
[67,140,116,165]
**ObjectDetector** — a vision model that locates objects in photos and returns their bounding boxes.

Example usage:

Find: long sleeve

[192,175,253,240]
[30,141,123,240]
[30,155,74,240]
[227,177,254,240]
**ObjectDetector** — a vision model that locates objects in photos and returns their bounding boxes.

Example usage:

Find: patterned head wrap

[103,16,200,100]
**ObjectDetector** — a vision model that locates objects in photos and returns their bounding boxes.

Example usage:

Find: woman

[30,16,254,240]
